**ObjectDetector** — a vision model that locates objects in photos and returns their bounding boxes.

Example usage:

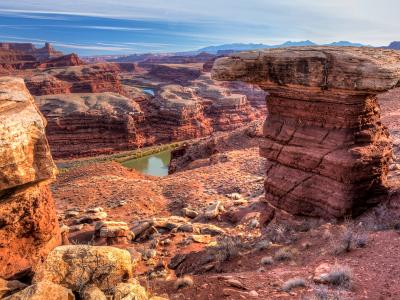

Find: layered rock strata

[35,92,145,158]
[212,47,400,217]
[43,63,124,94]
[192,74,262,130]
[144,85,212,143]
[0,42,63,61]
[146,63,203,85]
[0,77,60,278]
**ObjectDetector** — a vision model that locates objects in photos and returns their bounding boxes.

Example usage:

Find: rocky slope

[51,119,400,299]
[0,77,60,278]
[212,46,400,218]
[35,93,146,158]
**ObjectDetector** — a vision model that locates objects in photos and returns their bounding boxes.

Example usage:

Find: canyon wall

[0,77,60,278]
[25,63,125,96]
[0,42,63,61]
[35,93,146,158]
[212,47,400,218]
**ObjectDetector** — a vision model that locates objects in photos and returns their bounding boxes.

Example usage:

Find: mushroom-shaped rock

[0,77,60,278]
[34,245,134,292]
[212,47,400,217]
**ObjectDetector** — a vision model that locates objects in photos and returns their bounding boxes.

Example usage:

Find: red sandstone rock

[25,63,125,96]
[38,53,84,68]
[0,77,60,278]
[212,47,400,218]
[0,42,63,62]
[147,63,203,85]
[24,74,71,96]
[35,92,145,158]
[144,84,213,143]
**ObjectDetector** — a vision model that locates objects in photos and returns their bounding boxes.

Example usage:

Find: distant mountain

[280,40,317,47]
[388,41,400,50]
[324,41,367,47]
[196,40,367,54]
[198,43,271,54]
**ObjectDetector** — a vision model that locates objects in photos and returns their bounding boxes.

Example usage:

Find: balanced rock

[212,47,400,217]
[0,77,60,278]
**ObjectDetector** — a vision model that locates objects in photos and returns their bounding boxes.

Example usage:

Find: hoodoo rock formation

[212,47,400,218]
[0,77,60,278]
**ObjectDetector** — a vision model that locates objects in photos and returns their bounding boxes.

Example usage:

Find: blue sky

[0,0,399,55]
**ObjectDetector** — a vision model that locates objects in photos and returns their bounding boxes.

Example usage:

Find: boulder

[212,47,400,217]
[0,278,27,298]
[94,221,134,245]
[3,281,74,300]
[81,285,107,300]
[34,245,133,292]
[114,280,148,300]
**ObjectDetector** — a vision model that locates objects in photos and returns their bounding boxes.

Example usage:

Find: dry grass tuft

[174,275,194,290]
[281,278,306,292]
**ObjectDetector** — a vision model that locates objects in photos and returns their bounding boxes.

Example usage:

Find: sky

[0,0,399,56]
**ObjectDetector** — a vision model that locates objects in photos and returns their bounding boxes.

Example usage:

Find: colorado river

[121,150,171,176]
[141,87,155,96]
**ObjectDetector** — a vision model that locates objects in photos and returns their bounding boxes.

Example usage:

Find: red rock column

[0,77,60,278]
[212,47,400,218]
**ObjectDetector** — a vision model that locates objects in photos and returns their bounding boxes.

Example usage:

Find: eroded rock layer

[0,77,60,278]
[212,47,400,217]
[35,93,145,158]
[25,63,124,96]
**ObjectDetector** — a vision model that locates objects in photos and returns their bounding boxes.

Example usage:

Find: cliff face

[212,47,400,218]
[35,93,146,158]
[0,42,63,62]
[144,85,213,143]
[25,63,124,96]
[146,63,203,85]
[38,53,84,69]
[192,74,263,131]
[0,77,60,278]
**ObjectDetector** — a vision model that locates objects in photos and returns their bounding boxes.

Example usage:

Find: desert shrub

[324,265,352,289]
[174,275,194,290]
[353,233,368,248]
[255,240,271,251]
[331,229,353,255]
[212,235,241,263]
[281,278,306,292]
[332,227,369,255]
[313,285,329,300]
[260,256,274,265]
[265,223,291,243]
[274,247,295,261]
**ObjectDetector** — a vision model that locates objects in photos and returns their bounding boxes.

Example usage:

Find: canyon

[0,43,267,158]
[2,42,400,299]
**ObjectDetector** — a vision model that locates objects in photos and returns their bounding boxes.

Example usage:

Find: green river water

[121,150,171,176]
